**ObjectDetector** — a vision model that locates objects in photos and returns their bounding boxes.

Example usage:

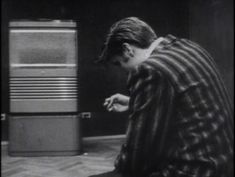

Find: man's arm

[115,63,175,177]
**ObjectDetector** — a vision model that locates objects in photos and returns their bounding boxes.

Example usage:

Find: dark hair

[98,17,157,62]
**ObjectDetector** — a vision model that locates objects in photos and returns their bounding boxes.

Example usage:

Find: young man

[91,17,234,177]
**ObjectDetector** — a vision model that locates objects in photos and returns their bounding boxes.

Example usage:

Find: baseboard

[1,134,126,147]
[83,134,125,141]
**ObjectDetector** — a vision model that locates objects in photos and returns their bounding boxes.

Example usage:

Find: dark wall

[2,0,233,140]
[188,0,234,102]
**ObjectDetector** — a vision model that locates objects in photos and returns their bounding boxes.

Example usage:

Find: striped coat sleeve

[115,63,175,177]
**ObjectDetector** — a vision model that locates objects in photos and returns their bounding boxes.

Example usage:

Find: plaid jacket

[115,35,234,177]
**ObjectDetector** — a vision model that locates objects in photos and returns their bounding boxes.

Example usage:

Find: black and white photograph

[1,0,234,177]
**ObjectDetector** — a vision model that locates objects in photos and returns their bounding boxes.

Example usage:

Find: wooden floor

[1,137,125,177]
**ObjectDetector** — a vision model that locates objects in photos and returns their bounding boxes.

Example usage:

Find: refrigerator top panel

[9,20,77,28]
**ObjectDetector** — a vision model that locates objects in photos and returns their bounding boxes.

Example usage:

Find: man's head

[98,17,157,70]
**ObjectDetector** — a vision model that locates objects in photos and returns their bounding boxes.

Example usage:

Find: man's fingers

[108,104,118,112]
[108,106,113,112]
[105,97,111,102]
[103,100,109,106]
[104,95,119,111]
[103,94,129,113]
[107,96,116,108]
[107,100,114,109]
[103,97,111,106]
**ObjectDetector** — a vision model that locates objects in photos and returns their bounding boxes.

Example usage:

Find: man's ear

[122,43,134,58]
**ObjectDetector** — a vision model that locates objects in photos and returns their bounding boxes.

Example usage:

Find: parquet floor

[1,137,125,177]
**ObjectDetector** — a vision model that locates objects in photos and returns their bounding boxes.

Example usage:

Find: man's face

[110,55,136,70]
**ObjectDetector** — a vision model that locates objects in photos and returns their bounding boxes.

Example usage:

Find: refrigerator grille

[10,76,78,100]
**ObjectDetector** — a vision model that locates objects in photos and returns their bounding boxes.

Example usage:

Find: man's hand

[103,93,130,112]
